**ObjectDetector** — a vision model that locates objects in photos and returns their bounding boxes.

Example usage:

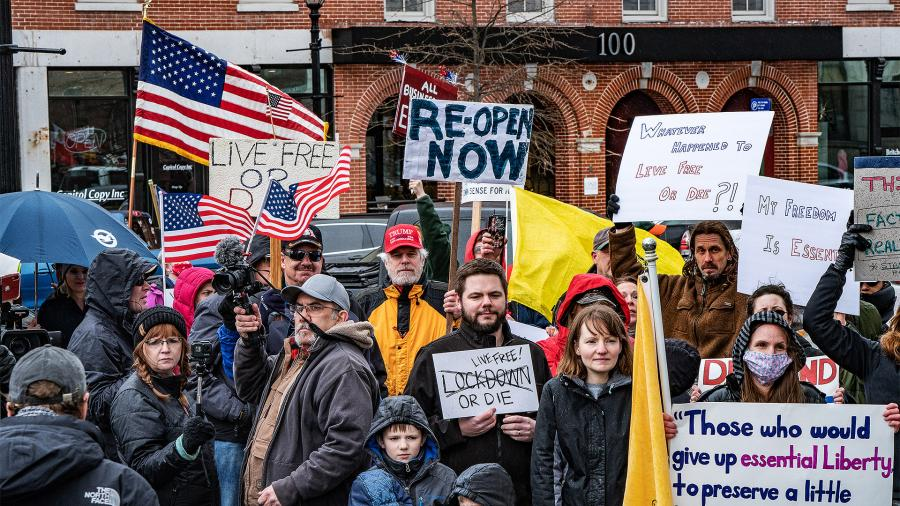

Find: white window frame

[845,0,894,12]
[384,0,435,22]
[506,0,556,24]
[74,0,141,12]
[237,0,299,12]
[622,0,667,23]
[731,0,775,22]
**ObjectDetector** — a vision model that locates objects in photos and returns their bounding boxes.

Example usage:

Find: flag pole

[445,182,462,333]
[642,237,672,414]
[158,189,169,305]
[127,138,138,228]
[244,180,271,256]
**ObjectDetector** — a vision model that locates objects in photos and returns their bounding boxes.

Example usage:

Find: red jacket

[538,274,630,375]
[173,267,214,335]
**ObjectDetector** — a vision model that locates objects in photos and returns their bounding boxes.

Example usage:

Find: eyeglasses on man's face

[287,303,339,316]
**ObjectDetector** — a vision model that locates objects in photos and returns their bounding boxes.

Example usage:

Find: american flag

[267,91,292,122]
[161,192,255,262]
[256,146,353,241]
[134,20,325,165]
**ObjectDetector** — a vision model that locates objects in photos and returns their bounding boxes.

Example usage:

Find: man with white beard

[355,225,448,396]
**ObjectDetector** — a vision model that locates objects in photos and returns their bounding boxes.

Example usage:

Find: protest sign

[403,98,534,185]
[432,344,539,419]
[208,139,342,217]
[738,175,858,314]
[613,111,774,222]
[669,402,895,505]
[508,320,550,343]
[853,156,900,281]
[696,356,840,396]
[393,66,458,137]
[461,182,522,203]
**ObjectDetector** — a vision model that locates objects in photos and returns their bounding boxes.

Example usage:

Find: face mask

[742,350,793,385]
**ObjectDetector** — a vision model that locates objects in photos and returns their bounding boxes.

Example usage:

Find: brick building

[8,0,900,215]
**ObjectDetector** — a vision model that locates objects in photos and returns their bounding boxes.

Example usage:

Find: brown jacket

[609,225,746,358]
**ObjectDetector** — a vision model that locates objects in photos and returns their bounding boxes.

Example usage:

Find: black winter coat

[403,321,552,506]
[0,413,159,505]
[110,373,218,506]
[804,264,899,500]
[532,373,632,506]
[37,292,86,347]
[67,248,156,458]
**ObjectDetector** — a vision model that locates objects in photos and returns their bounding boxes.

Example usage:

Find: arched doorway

[723,89,775,177]
[507,93,559,197]
[605,90,663,194]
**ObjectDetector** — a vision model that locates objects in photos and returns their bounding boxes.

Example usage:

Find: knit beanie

[132,306,188,347]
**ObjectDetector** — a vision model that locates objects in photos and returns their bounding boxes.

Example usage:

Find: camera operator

[0,345,15,418]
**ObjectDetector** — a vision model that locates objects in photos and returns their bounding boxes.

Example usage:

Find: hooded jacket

[861,281,898,326]
[538,274,630,376]
[609,225,746,359]
[67,248,157,458]
[0,413,159,505]
[403,321,552,506]
[349,396,457,506]
[446,463,516,506]
[532,372,632,506]
[173,267,214,335]
[234,320,380,506]
[700,311,824,404]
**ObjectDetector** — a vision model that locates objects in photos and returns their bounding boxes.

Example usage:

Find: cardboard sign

[208,139,342,217]
[853,156,900,281]
[738,176,858,315]
[393,66,458,137]
[697,356,840,396]
[613,111,774,222]
[403,99,533,185]
[432,344,539,419]
[669,403,895,505]
[508,320,550,343]
[461,182,522,203]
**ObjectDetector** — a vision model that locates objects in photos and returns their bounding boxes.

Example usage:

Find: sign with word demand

[393,66,458,137]
[432,345,539,419]
[208,139,342,217]
[613,111,773,222]
[669,403,895,505]
[738,176,858,314]
[697,356,840,396]
[404,99,533,186]
[853,156,900,281]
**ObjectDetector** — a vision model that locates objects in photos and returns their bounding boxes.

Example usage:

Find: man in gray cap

[0,345,158,504]
[589,226,613,278]
[233,274,379,506]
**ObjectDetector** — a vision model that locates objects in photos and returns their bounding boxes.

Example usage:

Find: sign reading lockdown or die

[209,139,341,217]
[613,111,774,222]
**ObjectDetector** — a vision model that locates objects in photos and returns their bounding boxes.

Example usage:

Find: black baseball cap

[285,225,323,250]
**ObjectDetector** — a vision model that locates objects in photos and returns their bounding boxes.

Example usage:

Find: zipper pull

[405,462,411,472]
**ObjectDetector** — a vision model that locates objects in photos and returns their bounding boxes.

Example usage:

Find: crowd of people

[0,187,898,506]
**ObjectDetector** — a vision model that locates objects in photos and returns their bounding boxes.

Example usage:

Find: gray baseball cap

[9,345,86,405]
[281,274,350,312]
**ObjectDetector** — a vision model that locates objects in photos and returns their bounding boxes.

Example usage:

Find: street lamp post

[306,0,324,119]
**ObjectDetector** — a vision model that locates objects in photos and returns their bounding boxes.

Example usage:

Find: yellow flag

[623,282,673,505]
[508,188,684,321]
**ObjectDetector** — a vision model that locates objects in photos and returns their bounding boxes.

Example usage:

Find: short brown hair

[557,305,633,379]
[133,323,191,410]
[684,221,739,278]
[454,258,507,298]
[7,380,84,417]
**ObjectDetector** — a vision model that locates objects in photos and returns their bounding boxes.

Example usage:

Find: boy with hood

[446,463,515,506]
[350,395,456,505]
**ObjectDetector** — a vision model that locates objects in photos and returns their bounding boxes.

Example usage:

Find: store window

[385,0,435,22]
[259,66,333,129]
[817,61,869,188]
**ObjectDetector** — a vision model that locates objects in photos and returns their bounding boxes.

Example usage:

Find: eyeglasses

[284,250,323,262]
[145,337,181,348]
[287,303,339,316]
[862,281,882,287]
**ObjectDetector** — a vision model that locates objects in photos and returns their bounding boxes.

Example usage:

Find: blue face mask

[742,350,792,385]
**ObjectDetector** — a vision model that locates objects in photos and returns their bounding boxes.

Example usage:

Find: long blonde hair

[132,323,191,411]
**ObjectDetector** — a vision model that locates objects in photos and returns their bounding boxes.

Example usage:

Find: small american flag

[256,146,353,241]
[267,91,292,122]
[161,192,255,262]
[134,20,324,165]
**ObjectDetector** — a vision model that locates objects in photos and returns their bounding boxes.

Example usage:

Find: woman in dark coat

[37,263,88,347]
[110,306,218,506]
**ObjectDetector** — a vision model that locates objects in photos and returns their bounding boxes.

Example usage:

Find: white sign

[584,177,599,196]
[208,139,342,217]
[461,182,522,203]
[669,403,895,505]
[853,158,900,281]
[697,356,840,396]
[613,111,774,221]
[432,344,539,419]
[508,320,550,343]
[738,176,859,315]
[403,99,533,185]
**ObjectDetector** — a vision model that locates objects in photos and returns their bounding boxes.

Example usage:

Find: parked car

[818,162,853,189]
[311,214,389,263]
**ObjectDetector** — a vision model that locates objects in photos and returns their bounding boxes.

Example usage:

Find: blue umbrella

[0,190,156,266]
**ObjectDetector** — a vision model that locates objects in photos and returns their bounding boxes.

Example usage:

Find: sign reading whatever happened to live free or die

[613,111,774,222]
[669,403,895,505]
[433,345,538,419]
[208,139,341,217]
[853,156,900,281]
[403,99,533,185]
[738,175,858,315]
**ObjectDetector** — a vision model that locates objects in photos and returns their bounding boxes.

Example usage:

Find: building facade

[8,0,900,215]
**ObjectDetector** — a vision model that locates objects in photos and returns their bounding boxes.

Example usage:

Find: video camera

[0,302,62,360]
[213,236,265,344]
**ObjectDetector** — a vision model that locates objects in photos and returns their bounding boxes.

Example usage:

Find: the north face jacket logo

[84,487,120,506]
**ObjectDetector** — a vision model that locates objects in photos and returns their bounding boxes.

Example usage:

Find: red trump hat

[383,224,423,253]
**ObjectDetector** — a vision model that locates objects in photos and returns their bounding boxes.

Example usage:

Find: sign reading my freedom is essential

[696,356,840,395]
[433,344,539,419]
[613,111,774,222]
[853,156,900,281]
[208,139,342,217]
[403,99,534,185]
[738,175,859,315]
[669,403,895,505]
[393,65,459,137]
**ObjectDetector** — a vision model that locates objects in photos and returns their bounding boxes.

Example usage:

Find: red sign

[392,65,458,137]
[697,356,839,395]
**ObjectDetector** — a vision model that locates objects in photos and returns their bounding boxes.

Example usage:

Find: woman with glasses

[111,306,219,506]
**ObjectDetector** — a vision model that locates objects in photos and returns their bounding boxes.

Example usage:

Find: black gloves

[833,224,872,273]
[218,296,238,331]
[0,345,15,386]
[181,416,215,455]
[607,194,621,219]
